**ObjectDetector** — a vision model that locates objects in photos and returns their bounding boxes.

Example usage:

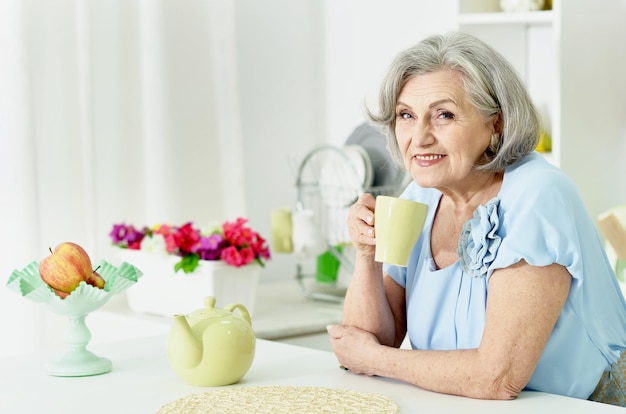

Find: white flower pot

[119,250,261,317]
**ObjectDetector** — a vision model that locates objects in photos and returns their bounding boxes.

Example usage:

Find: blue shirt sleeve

[487,160,585,282]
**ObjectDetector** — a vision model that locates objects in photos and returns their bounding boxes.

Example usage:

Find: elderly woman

[327,31,626,406]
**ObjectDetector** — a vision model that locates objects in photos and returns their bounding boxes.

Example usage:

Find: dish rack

[293,144,407,303]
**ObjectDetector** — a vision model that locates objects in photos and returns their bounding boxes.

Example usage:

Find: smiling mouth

[414,154,445,161]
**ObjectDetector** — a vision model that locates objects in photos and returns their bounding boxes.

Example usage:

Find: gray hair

[367,31,540,172]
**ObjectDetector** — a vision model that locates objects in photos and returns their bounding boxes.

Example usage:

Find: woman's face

[395,70,497,192]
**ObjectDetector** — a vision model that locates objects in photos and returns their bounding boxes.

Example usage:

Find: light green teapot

[166,296,256,387]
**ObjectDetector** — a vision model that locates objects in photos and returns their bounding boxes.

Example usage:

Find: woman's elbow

[483,373,525,401]
[489,383,522,401]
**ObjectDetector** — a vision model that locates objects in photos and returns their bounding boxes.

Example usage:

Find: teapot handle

[224,303,252,327]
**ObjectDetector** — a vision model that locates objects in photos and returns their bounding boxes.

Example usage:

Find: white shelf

[458,10,553,25]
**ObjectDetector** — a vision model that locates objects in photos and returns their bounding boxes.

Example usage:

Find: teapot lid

[180,296,253,331]
[186,296,230,319]
[186,296,252,323]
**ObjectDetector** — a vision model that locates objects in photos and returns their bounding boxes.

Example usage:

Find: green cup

[374,196,428,267]
[316,245,343,283]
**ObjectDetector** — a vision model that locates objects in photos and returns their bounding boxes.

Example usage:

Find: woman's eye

[438,111,455,120]
[398,112,413,120]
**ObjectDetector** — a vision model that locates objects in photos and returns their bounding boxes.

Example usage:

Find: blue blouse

[384,152,626,399]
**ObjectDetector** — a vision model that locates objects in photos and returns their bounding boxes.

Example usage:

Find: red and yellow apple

[86,270,105,289]
[39,242,93,294]
[53,289,70,299]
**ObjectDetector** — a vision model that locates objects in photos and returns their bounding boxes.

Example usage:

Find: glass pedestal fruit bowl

[6,260,142,377]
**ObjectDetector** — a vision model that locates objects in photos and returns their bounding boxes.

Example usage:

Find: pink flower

[109,217,271,273]
[173,222,200,254]
[221,246,244,267]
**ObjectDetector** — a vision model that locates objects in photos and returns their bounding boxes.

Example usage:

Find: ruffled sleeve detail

[458,198,501,278]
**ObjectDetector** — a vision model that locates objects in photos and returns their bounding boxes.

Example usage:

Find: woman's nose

[409,120,434,147]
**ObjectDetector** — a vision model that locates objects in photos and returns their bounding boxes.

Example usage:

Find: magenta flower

[196,234,226,261]
[109,223,145,250]
[109,218,271,273]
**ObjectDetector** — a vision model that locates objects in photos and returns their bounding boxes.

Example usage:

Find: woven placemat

[156,385,399,414]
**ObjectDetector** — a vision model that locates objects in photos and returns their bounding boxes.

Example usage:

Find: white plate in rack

[344,144,374,189]
[318,148,365,208]
[345,123,407,190]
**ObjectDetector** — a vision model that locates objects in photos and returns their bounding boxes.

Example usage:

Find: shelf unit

[454,0,626,219]
[456,1,557,166]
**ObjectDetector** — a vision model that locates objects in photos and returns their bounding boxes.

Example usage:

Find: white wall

[1,0,248,357]
[558,2,626,219]
[323,0,456,146]
[238,0,456,283]
[234,0,327,283]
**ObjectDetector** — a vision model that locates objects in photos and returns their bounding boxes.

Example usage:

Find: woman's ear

[485,111,504,158]
[491,110,503,136]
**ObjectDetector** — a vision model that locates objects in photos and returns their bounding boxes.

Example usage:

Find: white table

[0,335,622,413]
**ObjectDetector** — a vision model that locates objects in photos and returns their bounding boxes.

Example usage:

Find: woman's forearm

[341,252,397,346]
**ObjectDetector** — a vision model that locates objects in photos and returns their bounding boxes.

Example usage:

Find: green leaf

[174,254,200,274]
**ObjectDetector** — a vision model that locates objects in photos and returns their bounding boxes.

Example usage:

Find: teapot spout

[169,315,203,369]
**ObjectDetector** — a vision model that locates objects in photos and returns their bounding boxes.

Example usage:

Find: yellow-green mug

[374,196,428,267]
[270,207,294,254]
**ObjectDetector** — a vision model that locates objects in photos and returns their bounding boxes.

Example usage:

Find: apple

[53,289,69,299]
[39,242,93,294]
[86,269,105,289]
